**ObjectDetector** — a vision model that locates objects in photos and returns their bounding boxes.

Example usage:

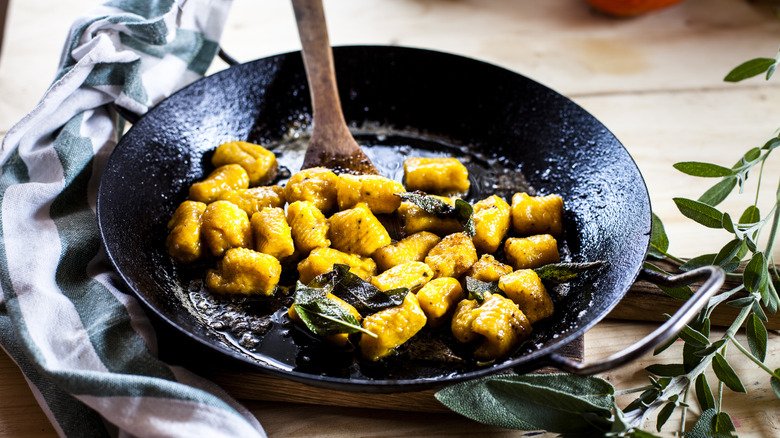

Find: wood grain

[205,337,583,412]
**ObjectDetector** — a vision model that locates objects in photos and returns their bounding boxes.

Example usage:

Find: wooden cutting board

[200,337,584,413]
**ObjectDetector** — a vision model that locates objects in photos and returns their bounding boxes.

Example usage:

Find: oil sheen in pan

[183,126,569,380]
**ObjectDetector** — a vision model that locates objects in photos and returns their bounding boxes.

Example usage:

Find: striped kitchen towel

[0,0,266,436]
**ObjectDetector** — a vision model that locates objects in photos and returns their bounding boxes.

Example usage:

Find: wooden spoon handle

[291,0,347,133]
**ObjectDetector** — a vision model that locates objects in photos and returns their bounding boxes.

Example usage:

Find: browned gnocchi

[165,141,575,364]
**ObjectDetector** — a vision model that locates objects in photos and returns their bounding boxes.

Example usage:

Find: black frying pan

[96,46,722,393]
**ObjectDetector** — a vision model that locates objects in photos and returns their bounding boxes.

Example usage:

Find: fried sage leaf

[293,282,374,337]
[464,276,500,304]
[397,191,454,216]
[397,191,475,236]
[454,198,476,236]
[533,262,604,284]
[310,264,406,317]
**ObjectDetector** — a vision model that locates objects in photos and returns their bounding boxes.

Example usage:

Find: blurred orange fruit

[586,0,686,16]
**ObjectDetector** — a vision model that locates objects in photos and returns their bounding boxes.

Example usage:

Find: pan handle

[544,265,724,375]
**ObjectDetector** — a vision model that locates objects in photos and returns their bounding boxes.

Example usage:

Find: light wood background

[2,0,780,437]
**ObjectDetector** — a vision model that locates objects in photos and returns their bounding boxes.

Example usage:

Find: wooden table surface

[2,0,780,436]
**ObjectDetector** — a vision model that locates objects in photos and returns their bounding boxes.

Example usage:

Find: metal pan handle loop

[545,265,724,375]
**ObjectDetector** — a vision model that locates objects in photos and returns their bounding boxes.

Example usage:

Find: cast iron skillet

[96,46,723,393]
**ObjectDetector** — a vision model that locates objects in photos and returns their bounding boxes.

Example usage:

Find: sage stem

[763,199,780,257]
[726,332,780,378]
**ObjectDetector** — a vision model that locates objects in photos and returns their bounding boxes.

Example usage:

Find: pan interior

[97,46,651,391]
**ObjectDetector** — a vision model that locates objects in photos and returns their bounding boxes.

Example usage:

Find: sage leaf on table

[684,408,736,438]
[655,401,677,432]
[435,374,617,436]
[772,371,780,398]
[746,313,768,362]
[694,374,716,412]
[712,353,746,393]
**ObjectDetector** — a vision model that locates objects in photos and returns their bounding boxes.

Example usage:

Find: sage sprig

[589,54,780,434]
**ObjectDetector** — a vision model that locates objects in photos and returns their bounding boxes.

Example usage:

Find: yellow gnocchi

[166,147,576,364]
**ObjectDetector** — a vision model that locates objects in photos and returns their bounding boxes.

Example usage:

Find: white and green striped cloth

[0,1,266,436]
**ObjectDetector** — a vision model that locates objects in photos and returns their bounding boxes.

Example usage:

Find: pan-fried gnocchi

[165,141,568,363]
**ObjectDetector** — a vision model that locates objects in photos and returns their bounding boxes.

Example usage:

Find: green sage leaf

[712,353,746,393]
[724,57,776,82]
[624,388,659,412]
[722,212,735,234]
[768,62,778,80]
[698,177,737,206]
[726,296,755,308]
[683,342,704,372]
[434,374,615,434]
[743,146,762,163]
[762,136,780,151]
[397,191,475,235]
[679,254,716,272]
[746,313,768,362]
[714,412,737,434]
[684,408,717,437]
[712,239,743,270]
[771,369,780,399]
[659,284,694,300]
[648,213,669,259]
[753,299,768,322]
[656,402,676,432]
[739,205,761,224]
[533,261,604,283]
[645,363,687,377]
[695,374,715,411]
[679,324,710,348]
[673,161,734,177]
[743,252,767,294]
[745,236,758,253]
[673,197,724,229]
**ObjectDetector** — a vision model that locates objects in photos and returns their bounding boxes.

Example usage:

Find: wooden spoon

[291,0,378,175]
